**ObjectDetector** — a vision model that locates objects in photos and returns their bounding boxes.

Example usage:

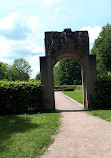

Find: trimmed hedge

[0,80,43,115]
[91,73,111,109]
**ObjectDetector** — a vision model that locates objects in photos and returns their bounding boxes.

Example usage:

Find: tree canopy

[0,62,8,80]
[91,23,111,75]
[13,58,31,81]
[0,58,31,81]
[54,59,82,85]
[35,72,40,81]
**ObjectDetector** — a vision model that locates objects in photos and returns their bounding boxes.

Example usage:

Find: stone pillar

[82,66,88,109]
[81,54,96,110]
[86,54,96,109]
[40,56,55,111]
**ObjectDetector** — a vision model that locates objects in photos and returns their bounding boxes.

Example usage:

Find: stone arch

[40,29,96,110]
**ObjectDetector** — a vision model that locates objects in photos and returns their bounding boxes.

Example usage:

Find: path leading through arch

[41,92,111,158]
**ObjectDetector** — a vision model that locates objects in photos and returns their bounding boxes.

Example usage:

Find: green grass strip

[63,89,111,122]
[55,85,82,90]
[0,113,60,158]
[63,90,83,104]
[88,110,111,122]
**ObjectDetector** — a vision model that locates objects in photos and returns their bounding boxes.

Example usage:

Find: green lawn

[63,89,111,122]
[0,113,60,158]
[63,90,83,104]
[88,110,111,122]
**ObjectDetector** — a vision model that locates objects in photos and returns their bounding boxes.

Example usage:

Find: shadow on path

[56,109,86,113]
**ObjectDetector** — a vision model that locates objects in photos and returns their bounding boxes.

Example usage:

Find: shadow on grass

[0,115,40,151]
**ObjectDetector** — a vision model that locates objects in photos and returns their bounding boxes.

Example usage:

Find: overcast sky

[0,0,111,78]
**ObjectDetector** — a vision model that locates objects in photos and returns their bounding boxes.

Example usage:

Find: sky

[0,0,111,78]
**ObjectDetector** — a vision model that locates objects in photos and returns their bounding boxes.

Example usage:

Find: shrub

[91,73,111,109]
[73,79,82,85]
[0,80,43,115]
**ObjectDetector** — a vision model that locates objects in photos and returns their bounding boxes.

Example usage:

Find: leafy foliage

[91,23,111,75]
[54,59,82,85]
[91,23,111,109]
[0,80,43,115]
[13,58,31,81]
[0,62,8,80]
[35,72,40,81]
[91,73,111,109]
[0,58,31,81]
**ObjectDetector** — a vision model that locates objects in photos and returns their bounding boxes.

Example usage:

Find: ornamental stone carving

[45,29,89,57]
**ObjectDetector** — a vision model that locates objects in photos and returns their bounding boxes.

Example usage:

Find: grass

[0,113,60,158]
[62,87,111,122]
[55,85,82,91]
[63,90,83,104]
[88,110,111,122]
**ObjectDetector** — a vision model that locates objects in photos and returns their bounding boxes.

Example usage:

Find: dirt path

[41,92,111,158]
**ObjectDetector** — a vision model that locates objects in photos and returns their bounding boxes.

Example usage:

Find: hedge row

[91,74,111,109]
[0,80,43,115]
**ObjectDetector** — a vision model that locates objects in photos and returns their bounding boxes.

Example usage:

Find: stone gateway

[40,29,96,110]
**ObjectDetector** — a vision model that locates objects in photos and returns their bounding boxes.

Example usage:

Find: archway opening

[53,58,83,107]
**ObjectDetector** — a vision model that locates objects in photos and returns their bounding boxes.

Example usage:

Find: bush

[91,73,111,109]
[73,79,82,85]
[0,80,43,115]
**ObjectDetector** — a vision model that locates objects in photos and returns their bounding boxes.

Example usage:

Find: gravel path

[41,92,111,158]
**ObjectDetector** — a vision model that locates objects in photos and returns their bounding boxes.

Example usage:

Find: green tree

[13,58,31,81]
[5,65,20,81]
[35,72,40,81]
[0,58,31,81]
[0,62,8,80]
[54,59,82,85]
[91,23,111,75]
